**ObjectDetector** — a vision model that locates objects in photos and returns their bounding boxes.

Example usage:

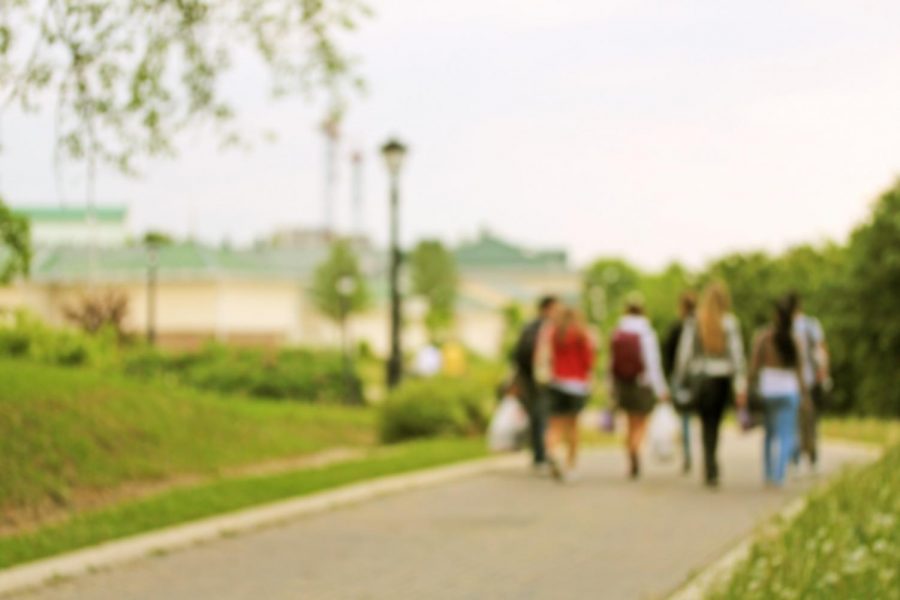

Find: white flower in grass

[871,513,896,531]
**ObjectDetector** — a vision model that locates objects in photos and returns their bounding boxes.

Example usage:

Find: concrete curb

[0,452,528,597]
[667,496,808,600]
[667,442,882,600]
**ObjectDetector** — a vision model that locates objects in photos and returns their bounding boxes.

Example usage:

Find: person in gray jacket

[674,282,747,488]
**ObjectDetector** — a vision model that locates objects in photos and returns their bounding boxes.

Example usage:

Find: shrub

[0,311,117,368]
[379,377,493,443]
[123,343,364,404]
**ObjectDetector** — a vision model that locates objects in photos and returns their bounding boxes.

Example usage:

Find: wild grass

[707,442,900,600]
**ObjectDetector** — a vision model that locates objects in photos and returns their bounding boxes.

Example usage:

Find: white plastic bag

[487,397,529,452]
[648,403,679,462]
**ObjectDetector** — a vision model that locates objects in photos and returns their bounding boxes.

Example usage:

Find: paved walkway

[14,430,873,600]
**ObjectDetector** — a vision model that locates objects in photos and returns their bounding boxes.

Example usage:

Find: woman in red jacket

[536,307,596,482]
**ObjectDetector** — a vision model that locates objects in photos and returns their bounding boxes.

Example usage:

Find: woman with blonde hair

[674,282,747,488]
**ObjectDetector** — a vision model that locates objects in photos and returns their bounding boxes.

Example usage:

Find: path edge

[0,452,528,597]
[667,442,883,600]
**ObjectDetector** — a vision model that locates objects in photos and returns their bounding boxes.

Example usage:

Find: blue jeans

[763,393,800,485]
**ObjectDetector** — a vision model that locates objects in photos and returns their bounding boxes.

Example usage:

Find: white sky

[2,0,900,269]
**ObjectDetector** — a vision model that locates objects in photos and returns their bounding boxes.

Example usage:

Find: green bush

[379,377,492,443]
[0,311,117,368]
[123,343,363,404]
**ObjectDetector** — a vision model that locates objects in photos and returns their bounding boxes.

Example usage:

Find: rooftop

[13,205,128,224]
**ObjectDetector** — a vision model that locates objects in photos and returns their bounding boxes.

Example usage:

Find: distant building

[0,218,579,357]
[13,205,129,248]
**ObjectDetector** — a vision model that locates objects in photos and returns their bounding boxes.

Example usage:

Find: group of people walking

[511,282,830,488]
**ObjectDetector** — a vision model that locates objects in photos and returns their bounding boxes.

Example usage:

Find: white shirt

[615,315,668,398]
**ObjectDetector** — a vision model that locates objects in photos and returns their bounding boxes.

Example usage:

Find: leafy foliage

[309,240,369,324]
[378,377,492,443]
[124,343,365,404]
[0,197,31,283]
[410,240,458,338]
[0,310,117,367]
[0,0,369,173]
[842,185,900,416]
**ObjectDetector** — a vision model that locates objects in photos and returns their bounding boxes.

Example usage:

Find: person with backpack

[534,306,596,482]
[611,292,669,479]
[511,295,561,471]
[674,281,747,488]
[785,292,830,474]
[748,299,810,487]
[662,291,697,474]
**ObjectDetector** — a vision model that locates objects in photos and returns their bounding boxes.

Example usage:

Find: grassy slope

[0,438,486,568]
[0,359,376,511]
[708,420,900,600]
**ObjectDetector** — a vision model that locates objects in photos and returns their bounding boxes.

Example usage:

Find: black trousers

[697,376,733,483]
[517,374,547,464]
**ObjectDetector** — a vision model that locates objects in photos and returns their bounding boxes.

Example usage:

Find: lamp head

[380,138,407,176]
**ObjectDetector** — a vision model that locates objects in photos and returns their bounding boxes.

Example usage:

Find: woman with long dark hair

[674,282,747,488]
[749,299,809,487]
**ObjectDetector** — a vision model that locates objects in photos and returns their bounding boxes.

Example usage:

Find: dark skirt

[614,380,656,415]
[548,386,588,416]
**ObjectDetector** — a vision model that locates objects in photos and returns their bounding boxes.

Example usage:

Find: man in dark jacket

[512,295,560,469]
[662,291,696,474]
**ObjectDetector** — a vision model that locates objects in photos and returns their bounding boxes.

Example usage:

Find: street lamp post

[381,138,408,389]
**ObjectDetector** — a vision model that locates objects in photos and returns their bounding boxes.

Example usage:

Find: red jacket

[551,327,595,382]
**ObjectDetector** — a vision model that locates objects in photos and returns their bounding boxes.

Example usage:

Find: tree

[843,181,900,416]
[582,257,642,329]
[310,240,369,325]
[0,0,368,174]
[409,240,458,338]
[0,197,30,284]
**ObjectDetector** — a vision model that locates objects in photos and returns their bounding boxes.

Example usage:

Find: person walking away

[749,300,810,487]
[674,282,747,488]
[662,291,697,474]
[511,296,561,471]
[611,292,669,479]
[786,292,830,474]
[536,307,596,482]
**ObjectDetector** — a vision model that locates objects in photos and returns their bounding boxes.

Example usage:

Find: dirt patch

[0,447,368,538]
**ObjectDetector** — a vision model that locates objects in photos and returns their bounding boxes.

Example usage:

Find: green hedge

[378,377,493,443]
[124,344,364,404]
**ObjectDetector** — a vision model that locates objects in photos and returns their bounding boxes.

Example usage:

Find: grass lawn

[820,417,900,447]
[707,420,900,600]
[0,359,376,514]
[0,438,487,569]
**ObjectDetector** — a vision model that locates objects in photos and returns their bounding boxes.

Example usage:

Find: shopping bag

[599,408,616,433]
[487,397,529,452]
[648,403,679,461]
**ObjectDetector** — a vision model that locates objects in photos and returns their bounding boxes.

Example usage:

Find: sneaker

[547,458,564,482]
[629,452,640,480]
